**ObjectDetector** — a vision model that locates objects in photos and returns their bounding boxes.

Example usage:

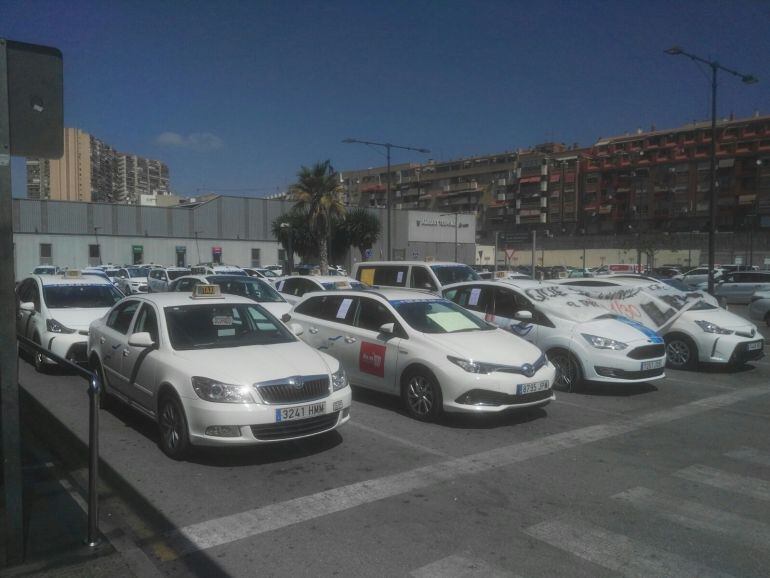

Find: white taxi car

[115,266,151,295]
[443,280,667,391]
[287,289,555,421]
[557,276,764,369]
[16,272,124,371]
[169,274,291,318]
[274,276,367,305]
[87,286,351,459]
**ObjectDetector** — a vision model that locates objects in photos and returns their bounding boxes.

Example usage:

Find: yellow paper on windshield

[360,268,375,286]
[427,312,477,332]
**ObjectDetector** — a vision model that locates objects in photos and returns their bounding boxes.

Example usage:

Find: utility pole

[665,46,757,293]
[493,230,499,274]
[531,230,537,279]
[342,138,430,261]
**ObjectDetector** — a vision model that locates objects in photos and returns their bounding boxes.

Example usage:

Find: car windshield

[104,269,119,277]
[33,267,56,274]
[165,303,294,350]
[259,269,278,277]
[43,284,124,308]
[207,276,285,302]
[214,269,247,276]
[430,265,480,285]
[321,281,367,290]
[167,269,190,280]
[392,299,493,333]
[126,267,147,278]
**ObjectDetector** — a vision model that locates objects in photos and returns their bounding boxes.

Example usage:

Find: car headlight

[46,318,76,334]
[191,376,256,403]
[581,334,628,350]
[447,355,501,374]
[694,320,733,335]
[331,367,348,391]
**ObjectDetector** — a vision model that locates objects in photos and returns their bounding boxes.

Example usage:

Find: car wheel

[402,368,443,422]
[548,349,582,392]
[158,393,191,460]
[765,312,770,327]
[93,358,117,411]
[32,335,49,374]
[664,334,697,370]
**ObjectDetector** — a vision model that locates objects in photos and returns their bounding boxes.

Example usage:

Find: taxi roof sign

[191,284,223,299]
[63,270,82,278]
[334,280,352,289]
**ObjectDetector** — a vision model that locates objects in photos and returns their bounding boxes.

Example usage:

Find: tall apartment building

[340,113,770,240]
[26,128,170,204]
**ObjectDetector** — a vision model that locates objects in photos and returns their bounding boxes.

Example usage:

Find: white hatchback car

[147,267,191,292]
[443,280,667,391]
[88,287,351,459]
[557,277,764,369]
[115,266,151,295]
[16,273,125,371]
[287,289,555,421]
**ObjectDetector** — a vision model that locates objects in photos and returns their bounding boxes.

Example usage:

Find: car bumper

[441,363,557,414]
[576,344,666,384]
[748,302,769,323]
[44,332,90,364]
[183,387,352,446]
[698,334,764,365]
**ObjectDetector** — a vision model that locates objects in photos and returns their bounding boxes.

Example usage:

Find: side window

[133,304,159,343]
[281,278,299,295]
[758,273,770,282]
[410,266,437,290]
[17,279,32,303]
[447,285,492,314]
[295,296,324,318]
[296,279,317,296]
[30,283,41,312]
[493,288,522,319]
[117,269,127,279]
[106,300,140,334]
[365,266,408,287]
[314,295,356,324]
[356,297,397,332]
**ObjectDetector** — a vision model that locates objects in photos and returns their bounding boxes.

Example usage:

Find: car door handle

[344,336,357,344]
[309,327,319,334]
[122,349,130,357]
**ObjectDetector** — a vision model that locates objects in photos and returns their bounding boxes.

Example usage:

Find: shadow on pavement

[572,381,659,397]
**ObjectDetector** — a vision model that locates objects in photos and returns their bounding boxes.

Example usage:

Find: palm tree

[290,160,346,274]
[345,208,381,261]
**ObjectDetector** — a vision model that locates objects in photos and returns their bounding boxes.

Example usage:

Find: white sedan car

[16,273,124,371]
[88,287,351,459]
[748,290,770,326]
[287,289,555,421]
[169,274,291,318]
[443,280,667,390]
[557,277,764,369]
[274,276,367,305]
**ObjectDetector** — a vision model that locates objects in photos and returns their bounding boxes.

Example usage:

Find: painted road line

[410,554,518,577]
[164,386,768,557]
[726,447,770,467]
[523,518,732,578]
[554,398,625,417]
[348,420,452,458]
[662,376,736,390]
[613,486,770,550]
[674,465,770,502]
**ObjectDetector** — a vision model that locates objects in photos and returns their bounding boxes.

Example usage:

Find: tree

[345,207,381,261]
[290,160,346,274]
[271,210,320,262]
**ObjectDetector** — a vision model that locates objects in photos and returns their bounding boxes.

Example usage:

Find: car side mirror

[379,322,395,334]
[281,313,291,323]
[128,332,155,348]
[515,310,533,321]
[20,301,35,312]
[290,323,304,337]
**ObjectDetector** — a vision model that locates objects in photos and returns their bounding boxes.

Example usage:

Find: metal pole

[707,63,718,294]
[287,229,293,275]
[0,38,24,567]
[386,145,391,261]
[94,226,101,266]
[85,374,101,547]
[454,213,458,262]
[531,230,536,278]
[194,231,201,264]
[493,231,499,273]
[582,246,586,269]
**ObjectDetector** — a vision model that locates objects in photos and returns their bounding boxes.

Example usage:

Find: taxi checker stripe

[164,385,768,556]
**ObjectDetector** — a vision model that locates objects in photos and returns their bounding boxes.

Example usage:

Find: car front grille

[594,366,665,380]
[250,412,339,441]
[256,376,330,404]
[455,388,553,407]
[627,344,666,360]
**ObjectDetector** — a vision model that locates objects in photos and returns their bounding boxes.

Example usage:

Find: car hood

[127,277,148,283]
[682,307,758,333]
[49,308,111,331]
[171,341,335,384]
[577,316,662,345]
[424,329,543,365]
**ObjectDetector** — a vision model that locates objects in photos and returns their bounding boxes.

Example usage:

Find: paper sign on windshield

[359,268,375,286]
[396,271,404,283]
[427,312,477,332]
[469,287,482,306]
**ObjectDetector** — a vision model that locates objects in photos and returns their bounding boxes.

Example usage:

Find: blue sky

[5,0,770,197]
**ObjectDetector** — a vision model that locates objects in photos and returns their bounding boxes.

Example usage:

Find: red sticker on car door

[359,342,386,377]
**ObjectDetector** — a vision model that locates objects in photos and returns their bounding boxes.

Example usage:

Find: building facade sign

[408,211,475,244]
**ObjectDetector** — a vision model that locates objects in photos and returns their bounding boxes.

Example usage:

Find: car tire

[32,335,49,374]
[547,348,582,393]
[92,358,117,411]
[765,312,770,328]
[664,333,698,370]
[402,367,443,422]
[158,392,191,460]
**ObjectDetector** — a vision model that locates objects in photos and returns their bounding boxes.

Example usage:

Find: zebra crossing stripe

[613,486,770,550]
[674,465,770,502]
[410,554,518,577]
[523,519,733,578]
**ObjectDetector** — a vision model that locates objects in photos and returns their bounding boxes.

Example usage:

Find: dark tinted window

[445,285,492,314]
[411,266,437,290]
[106,300,140,334]
[167,269,190,280]
[207,276,284,303]
[356,297,397,332]
[430,265,480,285]
[358,266,408,287]
[174,278,198,292]
[297,294,356,324]
[493,287,527,318]
[43,284,124,308]
[133,303,159,342]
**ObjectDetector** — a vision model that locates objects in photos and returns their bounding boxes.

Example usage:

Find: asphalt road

[18,306,770,577]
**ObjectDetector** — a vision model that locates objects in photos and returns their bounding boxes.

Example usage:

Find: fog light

[342,407,350,418]
[205,425,241,437]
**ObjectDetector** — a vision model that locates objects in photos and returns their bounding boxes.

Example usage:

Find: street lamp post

[440,212,460,262]
[280,222,293,275]
[194,230,202,265]
[665,46,757,294]
[342,138,430,261]
[93,226,102,266]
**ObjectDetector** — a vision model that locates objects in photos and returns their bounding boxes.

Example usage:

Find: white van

[352,261,479,292]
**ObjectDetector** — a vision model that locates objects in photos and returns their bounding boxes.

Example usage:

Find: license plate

[641,359,664,371]
[518,380,550,395]
[747,341,763,351]
[275,402,326,422]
